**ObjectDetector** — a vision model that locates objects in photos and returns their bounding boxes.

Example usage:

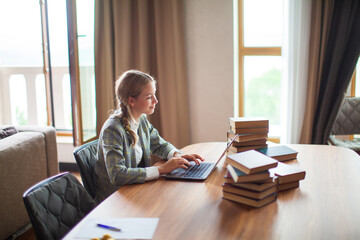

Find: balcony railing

[0,66,71,128]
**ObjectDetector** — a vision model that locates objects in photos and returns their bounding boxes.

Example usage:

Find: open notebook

[165,135,238,181]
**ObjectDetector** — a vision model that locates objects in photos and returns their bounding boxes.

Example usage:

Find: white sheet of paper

[74,218,159,239]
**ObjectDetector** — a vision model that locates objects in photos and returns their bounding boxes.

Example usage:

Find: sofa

[0,125,59,239]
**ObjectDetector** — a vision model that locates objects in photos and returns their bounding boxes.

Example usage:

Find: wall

[184,0,234,144]
[57,136,77,164]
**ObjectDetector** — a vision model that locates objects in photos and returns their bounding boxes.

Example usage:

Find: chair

[73,139,99,200]
[23,172,96,240]
[328,97,360,154]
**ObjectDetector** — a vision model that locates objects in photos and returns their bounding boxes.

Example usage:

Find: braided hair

[114,70,156,148]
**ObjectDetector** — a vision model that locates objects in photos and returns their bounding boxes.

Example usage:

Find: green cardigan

[93,114,176,202]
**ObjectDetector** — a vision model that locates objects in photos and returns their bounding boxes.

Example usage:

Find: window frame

[66,0,97,146]
[237,0,282,143]
[40,0,55,127]
[347,59,358,141]
[41,0,97,145]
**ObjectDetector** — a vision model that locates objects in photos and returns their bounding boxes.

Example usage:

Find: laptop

[165,135,238,181]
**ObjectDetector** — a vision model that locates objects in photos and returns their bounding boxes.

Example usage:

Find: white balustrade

[0,66,69,126]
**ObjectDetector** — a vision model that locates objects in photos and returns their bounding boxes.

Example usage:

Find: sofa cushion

[0,126,18,139]
[0,132,48,239]
[16,125,59,177]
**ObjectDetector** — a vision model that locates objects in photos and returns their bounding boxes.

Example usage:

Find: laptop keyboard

[183,163,214,178]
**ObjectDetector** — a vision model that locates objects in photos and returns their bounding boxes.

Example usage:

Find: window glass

[47,0,72,131]
[0,1,43,66]
[243,0,283,47]
[9,75,28,125]
[62,74,72,130]
[0,1,44,125]
[36,74,48,125]
[355,58,360,97]
[244,56,282,136]
[76,0,97,142]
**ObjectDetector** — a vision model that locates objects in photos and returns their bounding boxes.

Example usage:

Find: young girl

[93,70,204,202]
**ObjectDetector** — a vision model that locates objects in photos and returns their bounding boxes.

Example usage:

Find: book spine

[230,126,269,134]
[225,157,251,175]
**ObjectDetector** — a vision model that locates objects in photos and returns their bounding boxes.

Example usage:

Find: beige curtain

[95,0,190,148]
[299,0,334,143]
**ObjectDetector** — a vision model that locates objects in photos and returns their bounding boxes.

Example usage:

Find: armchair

[0,125,59,239]
[328,97,360,154]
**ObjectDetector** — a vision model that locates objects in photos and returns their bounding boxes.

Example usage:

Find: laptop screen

[213,134,238,166]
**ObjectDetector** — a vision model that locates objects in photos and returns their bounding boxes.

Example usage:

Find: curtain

[281,0,312,144]
[300,0,360,144]
[94,0,190,148]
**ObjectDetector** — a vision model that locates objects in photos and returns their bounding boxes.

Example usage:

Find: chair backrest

[331,97,360,135]
[73,139,99,200]
[23,172,96,240]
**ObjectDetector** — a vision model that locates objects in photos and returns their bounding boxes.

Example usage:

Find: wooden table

[64,143,360,240]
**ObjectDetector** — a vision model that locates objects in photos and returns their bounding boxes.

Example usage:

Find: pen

[96,223,121,232]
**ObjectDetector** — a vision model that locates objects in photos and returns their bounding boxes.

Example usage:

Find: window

[345,57,360,140]
[0,0,96,145]
[47,0,72,132]
[352,57,360,97]
[235,0,283,141]
[0,1,44,126]
[67,0,97,145]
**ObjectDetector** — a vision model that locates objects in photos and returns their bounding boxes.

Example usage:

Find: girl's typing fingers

[192,154,205,161]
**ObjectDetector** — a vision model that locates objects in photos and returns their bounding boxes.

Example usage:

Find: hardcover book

[257,145,298,162]
[230,138,267,147]
[227,131,268,143]
[229,117,269,129]
[225,174,274,184]
[222,183,277,200]
[222,191,277,208]
[226,150,278,175]
[277,181,299,191]
[226,164,270,183]
[229,144,268,153]
[229,180,278,192]
[269,161,305,184]
[230,126,269,134]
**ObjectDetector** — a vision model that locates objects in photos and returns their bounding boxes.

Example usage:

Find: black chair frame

[73,139,99,199]
[23,172,96,240]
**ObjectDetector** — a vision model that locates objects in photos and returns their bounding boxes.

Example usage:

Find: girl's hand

[156,157,191,175]
[156,153,205,175]
[174,152,205,165]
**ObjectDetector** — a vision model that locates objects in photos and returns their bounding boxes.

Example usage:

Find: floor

[15,228,36,240]
[14,171,82,240]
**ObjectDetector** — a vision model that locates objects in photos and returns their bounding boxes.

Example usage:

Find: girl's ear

[128,97,136,107]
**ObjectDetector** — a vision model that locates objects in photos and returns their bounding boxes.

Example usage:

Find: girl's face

[128,81,158,120]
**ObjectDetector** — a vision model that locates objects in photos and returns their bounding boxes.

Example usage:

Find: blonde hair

[114,70,156,148]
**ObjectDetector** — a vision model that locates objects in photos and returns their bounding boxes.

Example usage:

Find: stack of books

[256,145,304,190]
[269,161,306,191]
[222,150,278,208]
[223,116,307,207]
[228,117,269,153]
